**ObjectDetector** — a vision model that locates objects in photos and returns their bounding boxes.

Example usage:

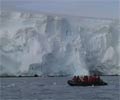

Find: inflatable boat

[67,80,107,86]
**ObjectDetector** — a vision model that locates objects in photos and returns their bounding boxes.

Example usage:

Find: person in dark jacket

[83,76,89,84]
[88,76,93,84]
[72,76,77,81]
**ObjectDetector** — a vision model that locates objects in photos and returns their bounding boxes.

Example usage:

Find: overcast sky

[1,0,119,19]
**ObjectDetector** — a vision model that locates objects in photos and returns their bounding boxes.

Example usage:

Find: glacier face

[0,10,120,76]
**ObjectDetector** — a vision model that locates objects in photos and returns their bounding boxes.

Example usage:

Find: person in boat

[88,76,93,84]
[76,76,82,82]
[68,75,107,86]
[72,75,102,84]
[72,76,81,83]
[76,76,79,82]
[72,76,77,81]
[92,75,96,83]
[96,76,101,83]
[83,76,89,84]
[80,76,84,82]
[72,76,76,81]
[90,75,101,84]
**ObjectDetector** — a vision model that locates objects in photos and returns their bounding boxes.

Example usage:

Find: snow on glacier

[0,10,120,76]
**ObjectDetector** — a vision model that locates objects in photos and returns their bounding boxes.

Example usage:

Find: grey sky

[1,0,119,19]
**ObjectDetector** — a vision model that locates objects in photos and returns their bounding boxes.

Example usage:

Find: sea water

[0,76,119,100]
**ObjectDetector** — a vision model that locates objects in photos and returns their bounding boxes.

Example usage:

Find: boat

[67,76,108,86]
[68,80,107,86]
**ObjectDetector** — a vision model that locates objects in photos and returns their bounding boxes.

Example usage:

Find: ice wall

[0,10,120,76]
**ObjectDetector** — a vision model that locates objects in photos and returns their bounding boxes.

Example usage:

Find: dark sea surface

[0,76,119,100]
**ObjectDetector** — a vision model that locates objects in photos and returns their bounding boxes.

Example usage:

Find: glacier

[0,10,120,76]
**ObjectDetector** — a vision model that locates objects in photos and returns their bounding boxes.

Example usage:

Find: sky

[1,0,120,19]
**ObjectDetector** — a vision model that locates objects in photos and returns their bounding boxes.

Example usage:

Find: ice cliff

[0,10,120,76]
